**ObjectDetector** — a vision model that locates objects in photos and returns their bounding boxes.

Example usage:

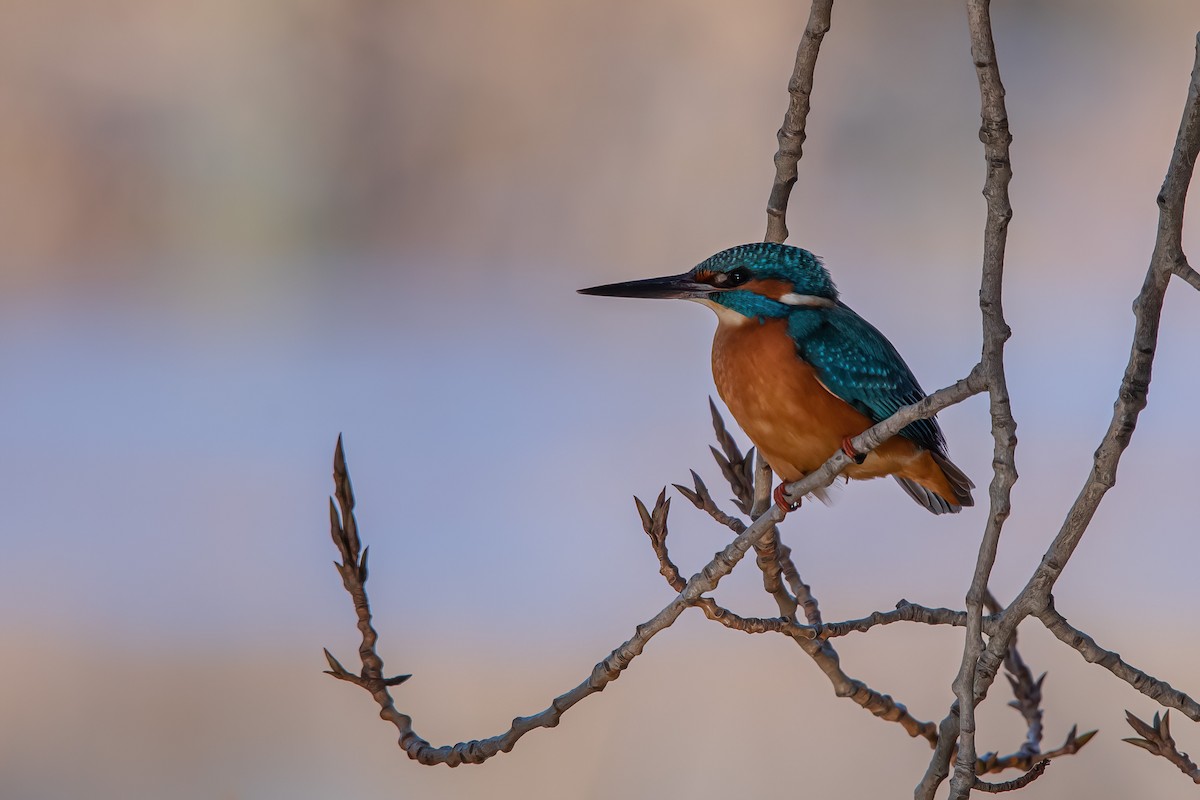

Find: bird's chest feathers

[710,316,872,479]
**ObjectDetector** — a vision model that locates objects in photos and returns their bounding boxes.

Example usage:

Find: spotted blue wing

[789,303,946,455]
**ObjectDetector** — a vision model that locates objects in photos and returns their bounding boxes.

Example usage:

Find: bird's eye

[723,268,749,287]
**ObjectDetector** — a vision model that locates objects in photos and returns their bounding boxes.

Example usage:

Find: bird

[578,242,974,515]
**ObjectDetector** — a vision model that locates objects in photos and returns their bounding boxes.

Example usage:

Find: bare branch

[973,19,1200,747]
[777,537,822,625]
[628,379,993,748]
[978,726,1095,776]
[1174,254,1200,290]
[748,451,823,626]
[1039,605,1200,721]
[817,601,997,640]
[681,379,984,745]
[320,9,1200,792]
[942,1,1020,796]
[973,760,1049,794]
[635,490,809,637]
[748,441,804,619]
[750,521,800,620]
[764,0,835,243]
[674,380,986,745]
[675,418,944,744]
[923,25,1200,800]
[329,410,971,763]
[1124,711,1200,784]
[790,631,940,745]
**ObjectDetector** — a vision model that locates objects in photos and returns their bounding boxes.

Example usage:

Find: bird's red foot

[773,482,801,513]
[841,436,867,465]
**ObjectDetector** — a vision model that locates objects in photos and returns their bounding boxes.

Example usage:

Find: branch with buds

[318,1,1200,793]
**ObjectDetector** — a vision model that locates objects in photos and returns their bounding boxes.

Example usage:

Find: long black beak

[577,272,712,300]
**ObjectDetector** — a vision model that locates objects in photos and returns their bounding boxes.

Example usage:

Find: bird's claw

[841,436,867,465]
[773,482,801,513]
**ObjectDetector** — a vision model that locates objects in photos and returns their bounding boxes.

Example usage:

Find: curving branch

[973,760,1049,794]
[764,0,835,243]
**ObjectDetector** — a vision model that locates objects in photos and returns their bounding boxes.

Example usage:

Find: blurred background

[2,0,1199,797]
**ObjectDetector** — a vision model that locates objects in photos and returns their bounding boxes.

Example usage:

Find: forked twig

[1124,710,1200,784]
[635,489,807,637]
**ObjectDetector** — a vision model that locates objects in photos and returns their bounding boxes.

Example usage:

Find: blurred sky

[2,1,1200,798]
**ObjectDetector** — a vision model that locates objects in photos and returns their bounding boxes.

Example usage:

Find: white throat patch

[691,297,753,326]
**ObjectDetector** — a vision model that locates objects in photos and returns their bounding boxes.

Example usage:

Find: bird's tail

[893,451,975,515]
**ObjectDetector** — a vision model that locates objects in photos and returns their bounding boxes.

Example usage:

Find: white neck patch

[778,293,835,308]
[691,297,753,326]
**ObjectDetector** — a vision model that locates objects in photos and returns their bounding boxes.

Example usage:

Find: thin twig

[977,724,1095,776]
[1124,710,1200,784]
[764,0,835,243]
[973,760,1049,793]
[817,601,998,640]
[673,470,748,535]
[635,490,811,637]
[1001,639,1045,760]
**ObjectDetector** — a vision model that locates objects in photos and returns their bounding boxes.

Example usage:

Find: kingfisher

[579,242,974,515]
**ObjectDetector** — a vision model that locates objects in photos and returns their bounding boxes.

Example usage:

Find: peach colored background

[2,1,1199,797]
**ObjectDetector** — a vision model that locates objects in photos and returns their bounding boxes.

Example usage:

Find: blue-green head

[578,243,839,322]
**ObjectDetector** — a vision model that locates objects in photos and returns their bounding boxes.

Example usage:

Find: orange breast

[710,317,923,484]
